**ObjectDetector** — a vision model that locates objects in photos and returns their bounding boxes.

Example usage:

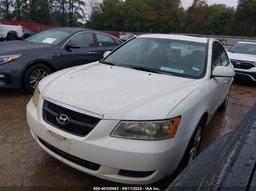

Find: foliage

[0,0,14,19]
[0,0,256,36]
[233,0,256,36]
[86,0,124,30]
[0,0,86,26]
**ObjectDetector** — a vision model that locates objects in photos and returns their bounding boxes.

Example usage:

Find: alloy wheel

[29,68,49,89]
[188,126,202,164]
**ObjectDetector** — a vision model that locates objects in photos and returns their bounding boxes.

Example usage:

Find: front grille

[231,60,255,70]
[38,137,100,171]
[43,100,100,137]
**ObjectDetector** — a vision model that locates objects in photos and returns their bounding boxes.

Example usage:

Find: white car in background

[0,23,24,40]
[26,34,234,185]
[119,32,136,41]
[228,41,256,82]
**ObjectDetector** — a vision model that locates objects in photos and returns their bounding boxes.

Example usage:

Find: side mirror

[212,66,235,77]
[65,44,81,50]
[103,51,111,58]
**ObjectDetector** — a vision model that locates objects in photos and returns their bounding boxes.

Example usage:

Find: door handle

[88,51,96,54]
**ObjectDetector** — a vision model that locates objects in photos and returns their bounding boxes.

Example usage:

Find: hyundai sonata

[26,34,234,185]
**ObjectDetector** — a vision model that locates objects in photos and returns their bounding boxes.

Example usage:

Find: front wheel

[175,121,204,175]
[187,124,203,164]
[219,92,230,112]
[7,33,18,41]
[23,64,52,93]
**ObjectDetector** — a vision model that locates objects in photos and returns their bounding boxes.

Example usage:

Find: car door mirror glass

[103,51,111,58]
[212,66,235,77]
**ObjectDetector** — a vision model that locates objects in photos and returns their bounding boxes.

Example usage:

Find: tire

[7,33,18,41]
[23,64,52,93]
[186,123,203,165]
[219,92,230,112]
[176,119,204,174]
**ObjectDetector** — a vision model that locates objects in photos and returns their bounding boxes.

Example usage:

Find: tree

[145,0,184,33]
[184,0,209,34]
[121,0,150,32]
[66,0,86,26]
[12,0,30,20]
[233,0,256,36]
[87,0,124,30]
[206,4,234,35]
[0,0,13,19]
[27,0,50,23]
[49,0,68,25]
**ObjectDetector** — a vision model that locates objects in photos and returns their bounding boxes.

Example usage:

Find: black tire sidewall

[7,33,18,41]
[176,120,204,174]
[219,91,230,112]
[23,64,51,93]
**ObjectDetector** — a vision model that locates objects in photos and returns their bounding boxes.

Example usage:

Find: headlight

[111,117,181,140]
[0,54,21,64]
[32,87,40,107]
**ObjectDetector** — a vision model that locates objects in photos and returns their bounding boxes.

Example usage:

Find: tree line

[0,0,87,26]
[87,0,256,36]
[0,0,256,36]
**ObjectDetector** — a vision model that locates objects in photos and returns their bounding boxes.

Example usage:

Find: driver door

[59,32,98,69]
[209,41,232,113]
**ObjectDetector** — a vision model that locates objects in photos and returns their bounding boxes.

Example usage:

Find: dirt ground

[0,82,255,190]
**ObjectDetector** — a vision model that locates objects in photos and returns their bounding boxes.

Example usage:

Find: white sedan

[26,34,234,185]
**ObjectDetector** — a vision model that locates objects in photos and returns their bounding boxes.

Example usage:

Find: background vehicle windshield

[26,30,71,45]
[105,38,207,79]
[230,43,256,55]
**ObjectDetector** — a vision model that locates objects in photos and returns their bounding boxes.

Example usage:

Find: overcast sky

[181,0,238,9]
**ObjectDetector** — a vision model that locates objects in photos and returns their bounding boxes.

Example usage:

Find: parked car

[27,34,234,185]
[22,27,36,39]
[228,41,256,82]
[0,27,122,92]
[0,23,24,40]
[119,32,136,41]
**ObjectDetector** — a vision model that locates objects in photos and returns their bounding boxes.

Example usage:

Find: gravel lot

[0,82,255,190]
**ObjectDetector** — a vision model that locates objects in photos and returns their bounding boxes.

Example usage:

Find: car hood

[228,52,256,62]
[40,63,203,120]
[0,40,52,55]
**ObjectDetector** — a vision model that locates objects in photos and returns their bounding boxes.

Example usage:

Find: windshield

[104,38,207,79]
[26,30,71,45]
[230,43,256,55]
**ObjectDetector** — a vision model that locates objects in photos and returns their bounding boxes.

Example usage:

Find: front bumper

[0,72,12,87]
[234,68,256,82]
[0,60,23,88]
[26,100,185,185]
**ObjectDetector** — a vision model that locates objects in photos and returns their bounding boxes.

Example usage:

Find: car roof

[45,27,120,40]
[237,41,256,45]
[138,34,209,44]
[47,27,93,34]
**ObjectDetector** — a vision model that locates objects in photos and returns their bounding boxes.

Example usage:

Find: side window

[220,47,229,66]
[212,42,222,69]
[68,32,94,48]
[212,42,229,70]
[96,33,116,47]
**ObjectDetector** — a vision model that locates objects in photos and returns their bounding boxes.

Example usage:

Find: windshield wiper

[127,66,162,74]
[99,60,116,66]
